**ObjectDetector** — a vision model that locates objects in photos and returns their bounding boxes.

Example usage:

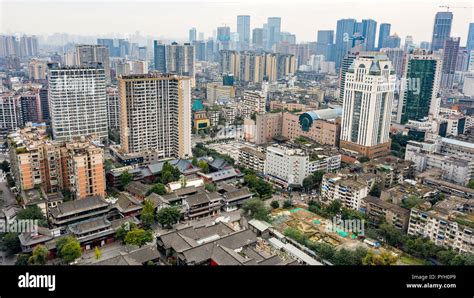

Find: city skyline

[1,0,473,45]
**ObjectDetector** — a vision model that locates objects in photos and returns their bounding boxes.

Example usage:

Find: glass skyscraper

[362,19,377,51]
[431,11,453,51]
[237,15,251,50]
[378,23,391,49]
[335,18,356,69]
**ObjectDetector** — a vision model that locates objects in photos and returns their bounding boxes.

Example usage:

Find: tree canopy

[156,207,181,229]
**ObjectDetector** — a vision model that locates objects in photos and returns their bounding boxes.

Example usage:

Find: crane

[439,5,472,11]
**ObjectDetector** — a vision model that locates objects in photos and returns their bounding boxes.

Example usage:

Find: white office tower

[119,74,192,159]
[340,53,396,159]
[48,64,108,142]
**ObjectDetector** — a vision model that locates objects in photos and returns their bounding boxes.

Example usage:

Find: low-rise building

[362,196,410,231]
[238,146,266,173]
[320,173,371,210]
[156,222,296,265]
[407,196,474,254]
[282,107,342,147]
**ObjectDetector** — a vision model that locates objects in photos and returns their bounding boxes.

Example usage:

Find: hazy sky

[1,0,473,44]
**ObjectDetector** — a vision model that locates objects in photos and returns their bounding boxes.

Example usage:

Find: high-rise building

[237,15,251,50]
[335,18,356,69]
[378,23,391,50]
[340,53,396,158]
[217,26,231,51]
[153,41,167,72]
[239,52,265,83]
[0,35,19,57]
[420,41,431,50]
[189,27,197,43]
[0,93,18,132]
[48,64,108,142]
[206,39,215,62]
[242,91,266,119]
[266,17,281,51]
[396,50,442,124]
[39,87,49,123]
[467,23,474,62]
[18,92,41,126]
[431,11,453,51]
[380,48,405,78]
[8,124,105,198]
[338,54,357,105]
[28,59,48,81]
[252,28,264,50]
[362,19,377,51]
[441,37,460,89]
[166,42,195,79]
[75,44,111,83]
[19,35,39,57]
[316,30,335,61]
[193,40,207,61]
[119,74,192,159]
[106,87,120,131]
[382,34,401,49]
[97,38,114,55]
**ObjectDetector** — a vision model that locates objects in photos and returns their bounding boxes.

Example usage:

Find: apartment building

[119,74,192,159]
[106,87,120,131]
[8,124,105,199]
[0,93,19,132]
[48,64,108,142]
[238,146,266,173]
[363,196,410,231]
[242,91,266,119]
[407,197,473,254]
[320,173,371,210]
[206,82,235,105]
[405,138,473,186]
[255,112,283,145]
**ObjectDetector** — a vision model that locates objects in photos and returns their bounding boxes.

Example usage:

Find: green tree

[15,253,30,265]
[124,229,153,247]
[401,195,422,209]
[197,160,210,174]
[56,236,82,264]
[140,199,156,229]
[28,245,48,265]
[241,198,270,221]
[378,223,405,247]
[283,200,293,209]
[115,222,137,243]
[468,180,474,189]
[205,183,216,192]
[326,200,342,216]
[156,207,181,229]
[302,171,324,193]
[148,183,166,195]
[94,247,102,260]
[357,156,370,163]
[120,171,133,188]
[270,200,280,209]
[369,182,382,197]
[362,250,398,265]
[1,232,20,254]
[17,205,48,227]
[0,160,10,172]
[191,157,198,166]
